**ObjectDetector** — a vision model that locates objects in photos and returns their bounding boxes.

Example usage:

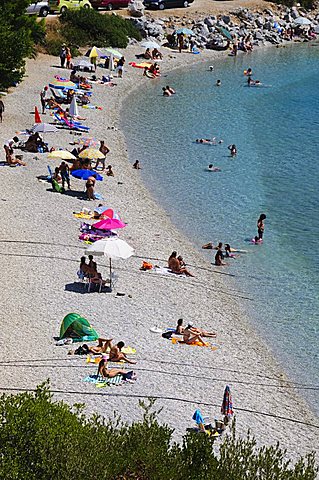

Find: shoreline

[0,45,318,460]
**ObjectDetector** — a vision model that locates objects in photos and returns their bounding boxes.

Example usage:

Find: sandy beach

[0,46,318,461]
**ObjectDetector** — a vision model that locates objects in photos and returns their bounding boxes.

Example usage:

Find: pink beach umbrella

[92,218,126,230]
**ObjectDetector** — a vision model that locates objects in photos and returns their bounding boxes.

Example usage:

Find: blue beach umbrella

[175,27,194,35]
[71,169,103,181]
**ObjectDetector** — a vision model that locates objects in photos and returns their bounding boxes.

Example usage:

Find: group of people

[3,136,26,166]
[162,85,175,97]
[143,48,163,60]
[59,44,72,69]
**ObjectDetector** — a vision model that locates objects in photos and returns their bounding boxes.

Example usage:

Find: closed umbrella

[221,385,234,419]
[294,16,312,25]
[85,238,134,287]
[92,218,126,230]
[48,150,76,160]
[69,95,79,118]
[109,53,114,72]
[141,40,161,50]
[79,148,105,160]
[175,27,194,35]
[71,169,103,181]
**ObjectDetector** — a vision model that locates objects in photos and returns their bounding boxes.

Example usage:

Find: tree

[0,382,317,480]
[0,0,45,90]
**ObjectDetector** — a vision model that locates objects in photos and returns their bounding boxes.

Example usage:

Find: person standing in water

[257,213,266,240]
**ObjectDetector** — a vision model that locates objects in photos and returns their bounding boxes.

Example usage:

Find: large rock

[128,0,145,18]
[204,17,216,27]
[221,15,231,24]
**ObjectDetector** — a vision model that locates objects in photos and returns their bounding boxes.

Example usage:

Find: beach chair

[50,88,68,104]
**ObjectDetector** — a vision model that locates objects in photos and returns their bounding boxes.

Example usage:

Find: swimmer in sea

[216,80,221,86]
[162,87,171,97]
[208,164,221,172]
[246,68,252,76]
[257,213,266,240]
[228,144,237,156]
[196,138,212,144]
[166,85,175,94]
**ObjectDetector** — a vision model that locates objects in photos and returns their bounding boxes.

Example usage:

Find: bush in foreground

[59,8,141,49]
[0,0,45,90]
[0,382,317,480]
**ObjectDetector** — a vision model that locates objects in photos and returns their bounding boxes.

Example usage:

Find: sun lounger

[50,88,68,104]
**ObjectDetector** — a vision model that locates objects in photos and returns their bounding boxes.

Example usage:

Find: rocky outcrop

[129,4,319,50]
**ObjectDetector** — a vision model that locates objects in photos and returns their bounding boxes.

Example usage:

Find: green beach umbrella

[217,26,233,41]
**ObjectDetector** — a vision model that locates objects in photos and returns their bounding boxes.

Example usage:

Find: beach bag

[162,331,173,340]
[141,261,153,270]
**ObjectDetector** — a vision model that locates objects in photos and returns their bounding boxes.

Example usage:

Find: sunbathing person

[108,341,136,364]
[89,338,113,354]
[97,357,127,379]
[168,251,194,277]
[175,318,216,338]
[183,325,206,345]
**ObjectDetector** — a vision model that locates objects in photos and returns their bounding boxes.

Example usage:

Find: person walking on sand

[257,213,266,240]
[60,44,67,68]
[40,86,49,114]
[178,33,184,53]
[0,99,4,123]
[94,140,109,171]
[86,175,96,200]
[59,161,71,190]
[66,47,72,69]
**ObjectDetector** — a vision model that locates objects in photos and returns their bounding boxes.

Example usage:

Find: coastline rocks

[129,3,319,48]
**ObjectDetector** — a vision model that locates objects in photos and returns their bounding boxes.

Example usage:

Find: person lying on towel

[175,318,216,338]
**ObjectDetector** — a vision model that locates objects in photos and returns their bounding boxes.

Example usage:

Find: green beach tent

[60,313,99,343]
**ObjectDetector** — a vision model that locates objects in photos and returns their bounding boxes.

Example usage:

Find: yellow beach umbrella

[85,46,105,58]
[48,150,76,160]
[78,148,105,160]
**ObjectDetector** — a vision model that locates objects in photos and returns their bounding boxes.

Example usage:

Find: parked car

[48,0,92,14]
[144,0,193,9]
[26,1,50,16]
[90,0,129,10]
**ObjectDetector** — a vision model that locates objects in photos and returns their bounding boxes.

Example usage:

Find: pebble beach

[0,46,318,461]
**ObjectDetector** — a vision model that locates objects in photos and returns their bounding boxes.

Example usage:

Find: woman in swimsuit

[86,175,96,200]
[257,213,266,240]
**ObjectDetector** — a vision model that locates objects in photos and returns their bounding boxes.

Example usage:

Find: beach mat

[145,266,187,277]
[83,374,123,387]
[171,338,219,350]
[86,355,126,365]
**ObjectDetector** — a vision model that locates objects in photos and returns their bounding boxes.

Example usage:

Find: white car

[26,1,50,16]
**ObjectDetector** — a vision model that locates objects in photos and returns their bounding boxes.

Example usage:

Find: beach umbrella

[141,40,161,50]
[221,385,234,419]
[85,238,134,287]
[94,206,120,219]
[294,16,312,25]
[79,148,105,160]
[175,27,194,35]
[85,46,105,58]
[69,95,79,118]
[79,137,100,148]
[100,47,122,59]
[49,79,77,90]
[48,150,76,160]
[92,218,126,230]
[217,26,233,41]
[33,123,58,133]
[109,53,115,72]
[71,169,103,181]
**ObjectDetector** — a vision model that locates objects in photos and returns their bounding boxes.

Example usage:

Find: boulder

[221,15,231,24]
[204,17,216,27]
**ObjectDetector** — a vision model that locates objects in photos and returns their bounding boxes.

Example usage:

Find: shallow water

[122,44,319,413]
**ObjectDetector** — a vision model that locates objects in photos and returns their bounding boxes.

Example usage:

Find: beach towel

[129,61,152,69]
[149,266,187,277]
[86,355,126,365]
[83,374,123,387]
[171,337,218,350]
[73,212,96,220]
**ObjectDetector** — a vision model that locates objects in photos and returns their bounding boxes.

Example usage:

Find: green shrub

[0,382,317,480]
[0,0,46,90]
[59,8,141,49]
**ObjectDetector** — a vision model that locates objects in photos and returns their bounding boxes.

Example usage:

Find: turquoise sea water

[122,44,319,413]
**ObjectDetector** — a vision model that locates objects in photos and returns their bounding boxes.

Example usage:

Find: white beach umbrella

[85,238,134,288]
[33,123,58,133]
[69,95,79,118]
[141,40,161,50]
[294,17,312,25]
